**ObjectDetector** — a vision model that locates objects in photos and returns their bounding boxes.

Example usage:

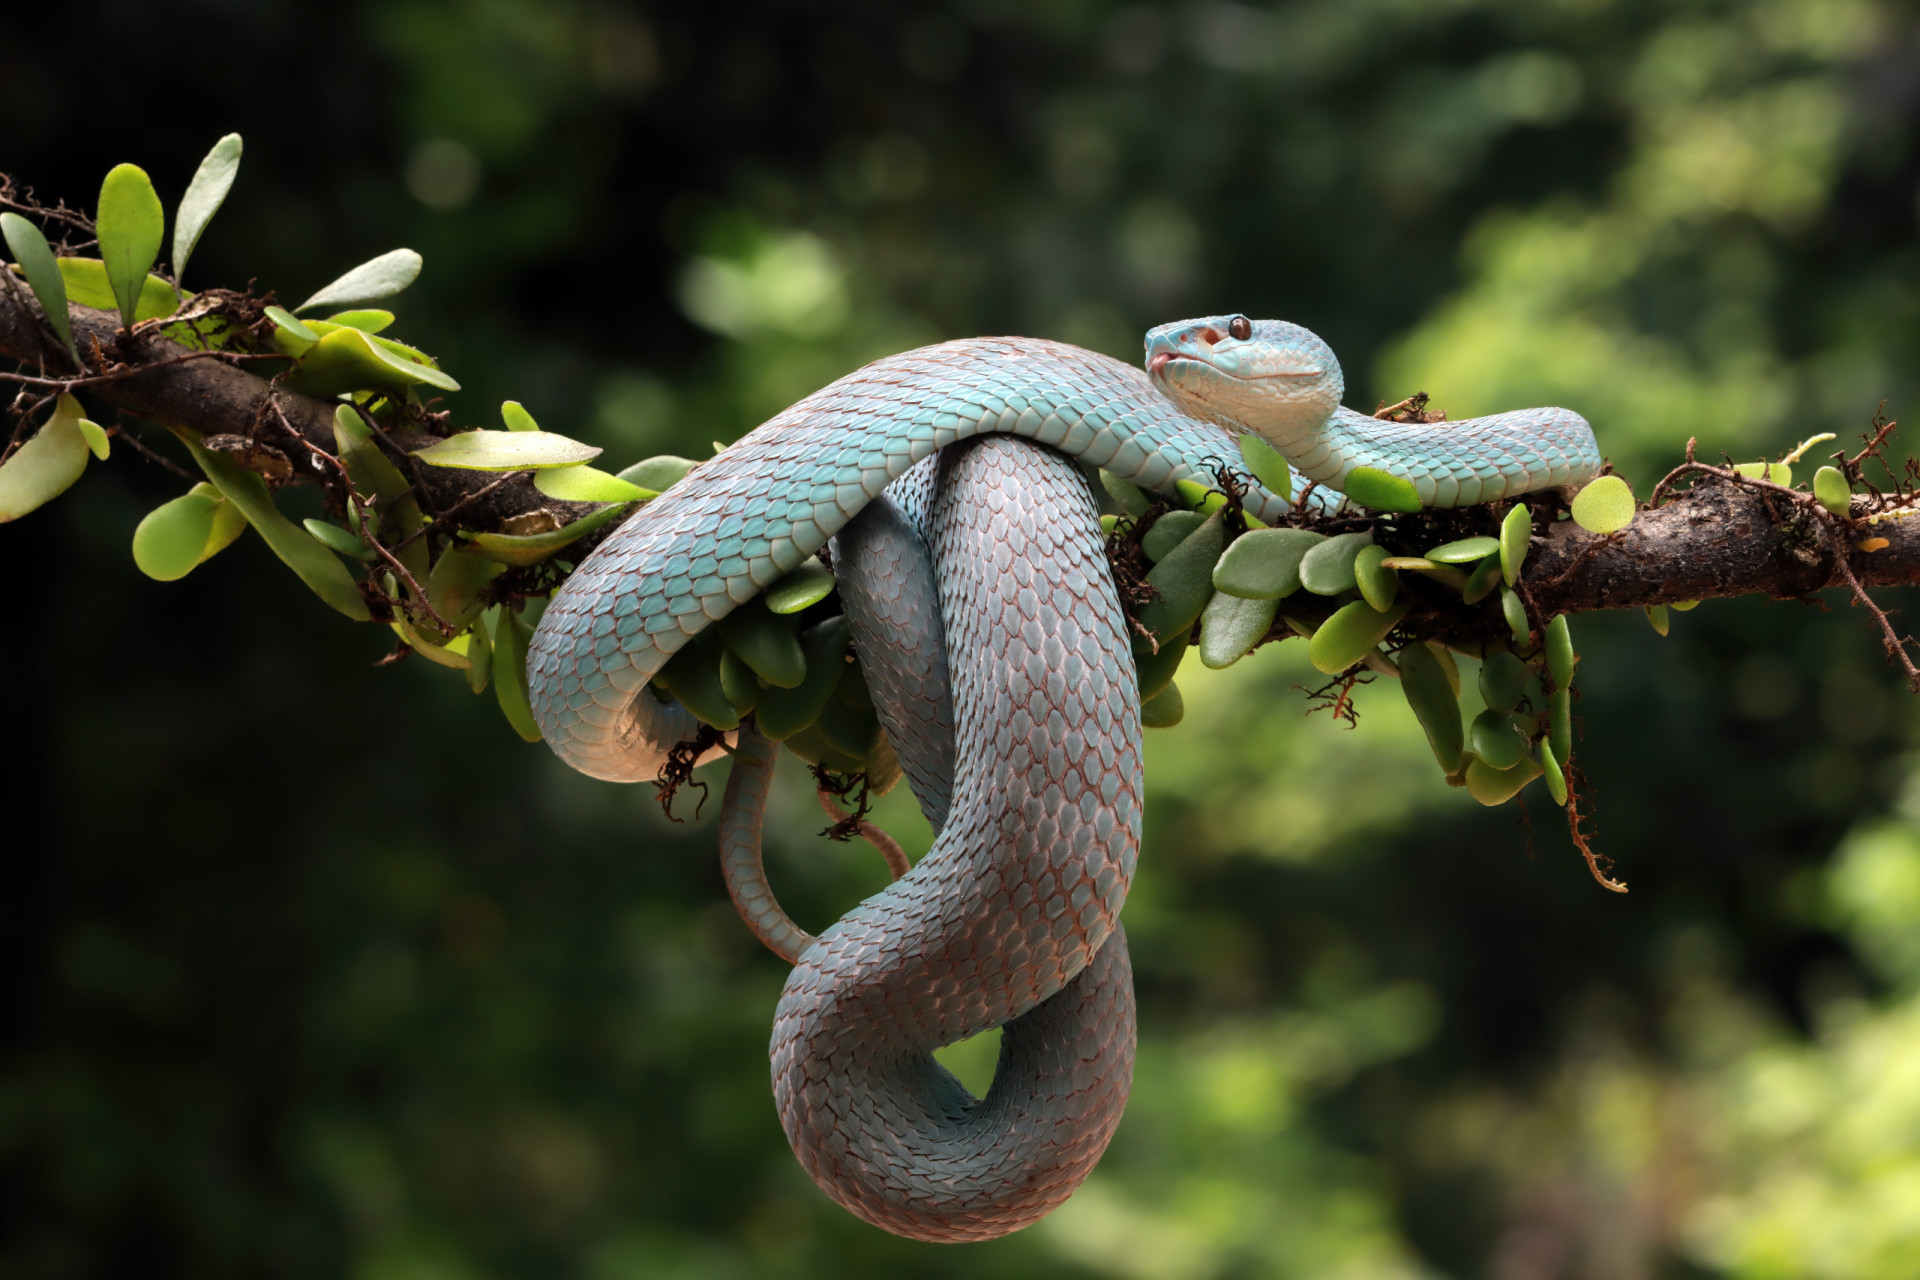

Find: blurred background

[4,0,1920,1276]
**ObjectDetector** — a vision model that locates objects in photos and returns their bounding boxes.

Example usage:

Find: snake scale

[528,316,1599,1241]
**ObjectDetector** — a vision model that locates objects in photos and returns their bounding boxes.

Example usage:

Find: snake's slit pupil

[1229,314,1252,340]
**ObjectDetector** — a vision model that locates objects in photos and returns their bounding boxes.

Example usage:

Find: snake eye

[1228,315,1252,341]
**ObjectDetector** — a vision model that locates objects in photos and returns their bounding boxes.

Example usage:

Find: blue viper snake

[527,315,1599,1241]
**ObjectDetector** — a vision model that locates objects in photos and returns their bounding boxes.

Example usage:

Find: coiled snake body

[528,317,1599,1241]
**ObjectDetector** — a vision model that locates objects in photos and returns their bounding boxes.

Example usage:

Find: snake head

[1144,315,1345,453]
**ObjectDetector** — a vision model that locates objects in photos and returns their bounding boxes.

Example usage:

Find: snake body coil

[528,317,1600,1241]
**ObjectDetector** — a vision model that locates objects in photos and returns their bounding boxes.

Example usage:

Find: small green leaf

[325,309,394,333]
[1671,599,1699,612]
[1,212,78,364]
[1732,461,1793,486]
[264,305,319,350]
[1142,510,1206,562]
[1343,465,1422,513]
[172,133,242,288]
[764,559,836,614]
[1140,681,1185,728]
[490,602,544,742]
[133,482,247,578]
[656,634,742,731]
[1135,632,1189,699]
[1353,543,1397,611]
[1549,688,1572,763]
[756,616,851,738]
[720,648,762,715]
[462,503,629,567]
[1400,641,1463,772]
[1425,536,1501,564]
[1645,603,1670,636]
[97,163,166,330]
[617,455,696,493]
[425,547,505,634]
[0,393,90,521]
[501,400,541,432]
[465,615,493,694]
[1213,527,1325,599]
[1100,470,1152,518]
[1379,557,1467,591]
[1814,465,1852,517]
[1545,615,1576,687]
[1478,650,1528,715]
[281,325,459,397]
[1136,512,1226,650]
[296,247,423,313]
[1470,708,1528,770]
[302,517,376,559]
[532,465,654,503]
[1464,754,1542,807]
[1571,475,1635,534]
[1237,432,1293,501]
[1308,599,1411,674]
[182,434,372,620]
[1198,590,1278,669]
[1462,553,1503,605]
[1501,586,1530,644]
[413,429,599,472]
[1540,740,1569,806]
[54,258,177,320]
[1499,503,1531,587]
[393,618,471,669]
[76,418,109,460]
[1174,477,1227,515]
[133,488,223,580]
[1298,530,1373,595]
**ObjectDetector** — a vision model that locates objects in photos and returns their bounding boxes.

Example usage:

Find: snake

[527,315,1599,1241]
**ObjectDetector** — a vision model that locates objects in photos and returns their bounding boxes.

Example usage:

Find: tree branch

[0,281,591,534]
[4,275,1918,622]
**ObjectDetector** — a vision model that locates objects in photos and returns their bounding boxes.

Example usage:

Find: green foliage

[1308,599,1409,675]
[1571,474,1635,534]
[1297,530,1371,595]
[1342,465,1422,513]
[0,393,91,521]
[1213,527,1323,600]
[530,464,652,502]
[1134,511,1225,649]
[133,484,246,579]
[170,132,240,288]
[413,428,598,470]
[282,324,460,397]
[762,559,835,615]
[96,163,164,329]
[462,503,627,566]
[1815,465,1853,516]
[183,434,371,620]
[295,246,423,313]
[57,256,177,321]
[0,211,77,363]
[1499,503,1530,587]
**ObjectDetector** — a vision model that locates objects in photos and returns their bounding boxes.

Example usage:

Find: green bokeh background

[6,1,1920,1276]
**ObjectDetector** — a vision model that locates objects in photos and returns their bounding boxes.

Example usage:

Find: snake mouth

[1149,351,1325,382]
